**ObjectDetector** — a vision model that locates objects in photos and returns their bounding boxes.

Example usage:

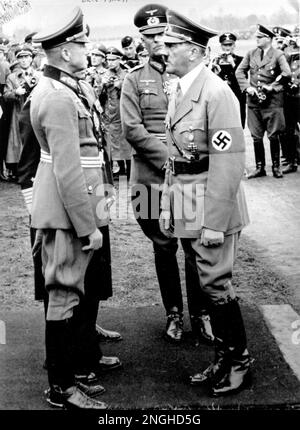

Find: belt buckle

[169,156,175,175]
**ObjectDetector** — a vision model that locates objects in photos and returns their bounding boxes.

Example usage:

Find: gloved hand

[200,228,224,247]
[246,86,259,97]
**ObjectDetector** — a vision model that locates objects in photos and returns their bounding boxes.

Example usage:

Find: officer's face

[67,42,88,72]
[123,43,136,59]
[221,42,235,54]
[165,43,190,77]
[142,32,165,56]
[91,53,103,67]
[107,57,120,71]
[18,54,32,69]
[256,34,271,49]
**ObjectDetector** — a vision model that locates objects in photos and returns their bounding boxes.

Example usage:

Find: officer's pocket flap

[178,120,205,133]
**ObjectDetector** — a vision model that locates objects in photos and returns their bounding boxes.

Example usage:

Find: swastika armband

[212,130,232,151]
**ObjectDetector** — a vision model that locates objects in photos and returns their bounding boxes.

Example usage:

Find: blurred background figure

[236,24,291,179]
[273,26,292,54]
[3,44,40,182]
[0,36,10,181]
[282,25,300,173]
[101,47,131,180]
[211,32,246,128]
[121,35,139,70]
[86,44,107,99]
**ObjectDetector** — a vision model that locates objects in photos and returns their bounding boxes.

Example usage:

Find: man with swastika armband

[121,3,214,346]
[160,9,252,396]
[236,24,291,179]
[29,7,122,409]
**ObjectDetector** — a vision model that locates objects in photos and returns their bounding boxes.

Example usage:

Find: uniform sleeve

[38,90,97,237]
[203,85,246,232]
[3,74,18,101]
[271,52,291,92]
[120,72,168,171]
[235,51,251,92]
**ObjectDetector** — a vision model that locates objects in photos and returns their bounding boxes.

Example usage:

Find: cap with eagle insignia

[106,46,123,60]
[134,3,167,35]
[15,44,33,58]
[163,9,218,48]
[0,37,9,52]
[32,6,89,50]
[219,32,237,44]
[272,26,291,39]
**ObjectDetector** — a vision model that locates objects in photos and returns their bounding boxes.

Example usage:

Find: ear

[61,46,71,62]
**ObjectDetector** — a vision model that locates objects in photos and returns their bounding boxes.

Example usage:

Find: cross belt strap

[40,149,104,168]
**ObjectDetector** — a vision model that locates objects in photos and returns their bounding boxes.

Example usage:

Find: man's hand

[159,210,174,238]
[82,228,103,251]
[261,84,273,92]
[246,86,259,97]
[15,86,26,96]
[200,228,224,247]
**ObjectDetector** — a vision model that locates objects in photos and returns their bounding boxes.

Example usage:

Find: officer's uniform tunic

[30,67,109,319]
[121,59,185,315]
[162,65,249,303]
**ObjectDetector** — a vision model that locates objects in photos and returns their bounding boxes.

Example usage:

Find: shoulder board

[129,63,145,74]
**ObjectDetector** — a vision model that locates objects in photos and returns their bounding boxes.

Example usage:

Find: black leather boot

[248,139,266,179]
[247,162,266,179]
[190,299,253,396]
[283,135,298,174]
[270,137,283,178]
[190,313,214,346]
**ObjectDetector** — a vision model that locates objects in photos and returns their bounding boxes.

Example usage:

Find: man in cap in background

[236,24,291,179]
[161,8,251,396]
[273,26,292,54]
[0,36,10,181]
[30,6,122,409]
[86,43,107,99]
[281,25,300,173]
[121,35,139,70]
[136,42,149,65]
[211,32,246,128]
[121,4,214,346]
[4,43,40,182]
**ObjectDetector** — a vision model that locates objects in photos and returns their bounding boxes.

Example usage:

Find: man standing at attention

[30,7,121,409]
[121,4,213,345]
[161,9,251,396]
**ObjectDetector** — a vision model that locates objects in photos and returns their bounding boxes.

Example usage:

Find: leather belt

[40,149,104,168]
[169,157,209,175]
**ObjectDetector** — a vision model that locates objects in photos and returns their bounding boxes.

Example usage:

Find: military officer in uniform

[211,32,246,128]
[121,36,139,70]
[121,4,213,345]
[282,27,300,173]
[30,7,122,409]
[236,24,291,179]
[161,9,251,396]
[4,44,40,182]
[85,44,107,99]
[273,26,291,53]
[0,37,10,181]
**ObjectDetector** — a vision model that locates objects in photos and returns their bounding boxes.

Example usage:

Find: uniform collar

[43,65,79,93]
[149,54,166,73]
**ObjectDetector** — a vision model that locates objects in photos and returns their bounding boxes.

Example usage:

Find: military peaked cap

[134,4,167,35]
[256,24,275,38]
[219,32,237,44]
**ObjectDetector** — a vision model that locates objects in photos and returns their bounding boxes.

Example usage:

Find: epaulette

[129,63,145,74]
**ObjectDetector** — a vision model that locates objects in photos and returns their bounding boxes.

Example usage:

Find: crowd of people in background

[0,21,299,185]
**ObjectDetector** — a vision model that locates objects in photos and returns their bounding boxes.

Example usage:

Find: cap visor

[140,26,165,35]
[163,34,186,44]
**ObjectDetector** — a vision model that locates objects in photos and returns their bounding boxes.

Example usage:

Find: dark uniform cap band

[164,9,218,48]
[32,6,89,49]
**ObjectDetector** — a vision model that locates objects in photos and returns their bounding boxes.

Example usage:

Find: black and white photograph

[0,0,299,422]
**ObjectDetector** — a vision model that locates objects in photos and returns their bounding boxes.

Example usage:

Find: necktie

[260,49,264,61]
[175,82,183,108]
